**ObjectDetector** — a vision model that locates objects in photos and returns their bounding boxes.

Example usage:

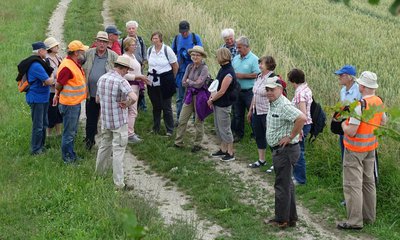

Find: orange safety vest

[343,95,384,153]
[57,58,87,105]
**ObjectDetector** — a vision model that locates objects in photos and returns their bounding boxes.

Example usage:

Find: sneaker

[210,149,227,158]
[221,153,235,162]
[165,132,173,137]
[249,160,267,168]
[128,134,142,144]
[266,166,274,173]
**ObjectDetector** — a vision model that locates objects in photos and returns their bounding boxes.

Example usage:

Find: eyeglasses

[191,53,202,57]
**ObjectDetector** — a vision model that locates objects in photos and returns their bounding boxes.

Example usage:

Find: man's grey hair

[221,28,235,39]
[32,50,40,55]
[236,36,250,47]
[126,20,138,28]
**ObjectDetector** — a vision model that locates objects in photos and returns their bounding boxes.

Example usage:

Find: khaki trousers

[343,148,376,227]
[95,124,128,188]
[175,96,204,147]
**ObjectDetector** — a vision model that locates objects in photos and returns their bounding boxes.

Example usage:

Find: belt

[241,88,252,92]
[271,142,299,150]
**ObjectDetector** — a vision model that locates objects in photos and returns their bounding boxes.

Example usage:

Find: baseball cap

[179,20,190,33]
[68,40,89,52]
[264,76,282,88]
[32,42,47,51]
[105,25,122,35]
[334,65,356,76]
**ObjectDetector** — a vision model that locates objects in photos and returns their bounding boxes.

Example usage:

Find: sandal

[266,166,274,173]
[248,160,267,168]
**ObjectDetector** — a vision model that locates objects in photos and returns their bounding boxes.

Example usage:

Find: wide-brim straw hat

[44,37,60,50]
[115,56,133,70]
[188,45,207,58]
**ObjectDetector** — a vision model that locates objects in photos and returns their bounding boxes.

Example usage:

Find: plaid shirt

[292,83,313,124]
[252,72,273,115]
[221,43,238,59]
[97,70,133,130]
[267,95,302,147]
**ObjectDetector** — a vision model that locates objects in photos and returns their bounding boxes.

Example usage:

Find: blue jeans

[29,102,49,154]
[59,103,81,163]
[232,89,253,139]
[175,71,185,121]
[293,124,311,184]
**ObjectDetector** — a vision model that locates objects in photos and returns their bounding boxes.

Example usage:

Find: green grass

[111,0,400,239]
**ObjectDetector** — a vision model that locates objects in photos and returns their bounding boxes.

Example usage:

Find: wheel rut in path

[100,1,228,239]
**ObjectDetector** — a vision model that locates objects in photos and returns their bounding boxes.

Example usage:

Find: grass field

[1,0,399,239]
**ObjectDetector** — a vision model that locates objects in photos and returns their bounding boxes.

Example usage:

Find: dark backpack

[229,78,241,102]
[309,97,326,143]
[172,32,198,54]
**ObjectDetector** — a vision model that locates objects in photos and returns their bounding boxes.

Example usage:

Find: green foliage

[120,209,148,239]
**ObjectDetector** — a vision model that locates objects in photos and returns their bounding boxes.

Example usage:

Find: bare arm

[298,101,307,116]
[210,75,232,102]
[235,72,258,80]
[171,62,179,78]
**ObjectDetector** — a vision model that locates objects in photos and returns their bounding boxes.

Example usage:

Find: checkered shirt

[97,70,133,129]
[267,95,303,147]
[252,72,273,115]
[221,43,238,59]
[292,83,313,124]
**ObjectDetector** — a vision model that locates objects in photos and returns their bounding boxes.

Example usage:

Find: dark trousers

[148,85,174,134]
[138,90,147,111]
[231,89,253,138]
[251,111,267,149]
[29,102,49,154]
[272,143,301,222]
[85,97,100,144]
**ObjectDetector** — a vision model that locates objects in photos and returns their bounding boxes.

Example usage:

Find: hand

[247,111,252,123]
[207,99,213,109]
[118,100,129,109]
[52,95,59,106]
[278,136,292,147]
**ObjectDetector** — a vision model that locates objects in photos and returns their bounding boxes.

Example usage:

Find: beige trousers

[95,124,128,188]
[343,148,376,227]
[174,96,204,147]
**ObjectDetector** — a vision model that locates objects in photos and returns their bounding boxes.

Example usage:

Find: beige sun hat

[188,45,207,58]
[115,56,133,70]
[356,71,378,89]
[96,31,109,42]
[44,37,60,50]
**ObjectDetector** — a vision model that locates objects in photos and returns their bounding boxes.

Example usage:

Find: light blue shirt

[232,51,260,90]
[340,82,362,104]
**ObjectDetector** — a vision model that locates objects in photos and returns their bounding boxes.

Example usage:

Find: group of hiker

[17,19,386,231]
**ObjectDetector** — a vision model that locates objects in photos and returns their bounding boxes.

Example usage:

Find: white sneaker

[128,134,142,144]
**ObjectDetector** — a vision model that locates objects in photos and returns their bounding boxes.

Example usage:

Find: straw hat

[188,45,207,58]
[44,37,60,50]
[96,31,109,42]
[115,56,133,70]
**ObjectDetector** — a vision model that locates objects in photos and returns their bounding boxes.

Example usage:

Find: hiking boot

[264,219,289,229]
[221,153,235,162]
[128,134,142,144]
[249,160,267,168]
[337,222,363,230]
[210,149,227,158]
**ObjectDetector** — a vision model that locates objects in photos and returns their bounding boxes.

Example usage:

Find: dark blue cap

[334,65,356,76]
[105,25,121,35]
[32,41,47,50]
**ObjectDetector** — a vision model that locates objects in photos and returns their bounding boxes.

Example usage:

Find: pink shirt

[292,83,313,124]
[252,72,272,115]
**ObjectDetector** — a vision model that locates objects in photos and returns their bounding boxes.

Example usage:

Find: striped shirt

[221,43,238,59]
[267,95,303,147]
[292,83,313,125]
[97,70,133,130]
[252,72,273,115]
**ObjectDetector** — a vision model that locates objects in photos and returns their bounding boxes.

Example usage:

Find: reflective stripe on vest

[57,58,87,105]
[343,96,383,153]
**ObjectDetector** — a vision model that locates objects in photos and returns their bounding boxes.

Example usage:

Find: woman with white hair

[44,37,63,136]
[221,28,237,58]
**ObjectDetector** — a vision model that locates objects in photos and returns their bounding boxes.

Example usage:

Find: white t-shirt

[147,44,177,74]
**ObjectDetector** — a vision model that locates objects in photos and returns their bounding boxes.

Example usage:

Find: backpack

[17,74,30,92]
[147,45,170,61]
[172,32,198,54]
[308,97,327,143]
[229,78,241,102]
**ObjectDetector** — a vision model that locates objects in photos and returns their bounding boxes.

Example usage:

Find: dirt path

[46,0,71,52]
[99,1,227,239]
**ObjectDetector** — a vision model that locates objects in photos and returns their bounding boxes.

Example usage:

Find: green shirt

[267,95,302,147]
